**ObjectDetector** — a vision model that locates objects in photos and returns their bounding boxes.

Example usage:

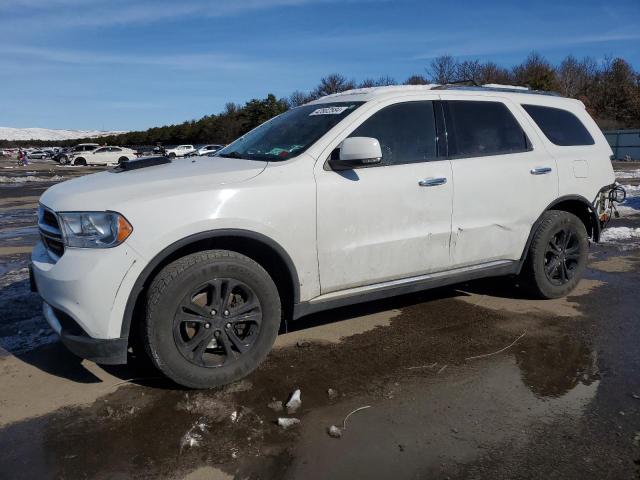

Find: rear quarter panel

[517,98,615,203]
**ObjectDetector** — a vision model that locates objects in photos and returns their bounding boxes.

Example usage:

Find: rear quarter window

[522,104,595,146]
[443,100,530,158]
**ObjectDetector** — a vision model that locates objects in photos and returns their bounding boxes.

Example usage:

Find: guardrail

[604,129,640,161]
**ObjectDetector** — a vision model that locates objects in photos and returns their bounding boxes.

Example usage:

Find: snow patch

[600,227,640,242]
[616,169,640,179]
[0,126,126,141]
[617,184,640,217]
[0,175,64,183]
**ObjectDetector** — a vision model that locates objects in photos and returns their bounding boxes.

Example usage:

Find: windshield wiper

[217,151,244,159]
[217,151,272,161]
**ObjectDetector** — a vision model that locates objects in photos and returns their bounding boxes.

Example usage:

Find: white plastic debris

[327,388,338,400]
[328,425,342,438]
[277,417,300,430]
[286,389,302,414]
[230,411,238,423]
[180,418,208,451]
[267,399,284,412]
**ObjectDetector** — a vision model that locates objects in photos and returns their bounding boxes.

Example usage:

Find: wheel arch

[517,194,600,274]
[120,229,300,341]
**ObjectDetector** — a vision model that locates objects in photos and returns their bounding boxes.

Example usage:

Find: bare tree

[456,60,482,83]
[313,74,356,97]
[289,90,310,107]
[404,74,429,85]
[556,55,596,97]
[358,78,377,88]
[373,75,396,86]
[427,55,458,84]
[512,52,559,91]
[477,62,512,85]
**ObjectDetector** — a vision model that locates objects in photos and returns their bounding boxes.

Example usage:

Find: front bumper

[30,239,145,364]
[42,302,128,364]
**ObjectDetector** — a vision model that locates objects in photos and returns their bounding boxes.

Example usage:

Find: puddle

[0,292,602,480]
[0,225,39,245]
[0,267,55,356]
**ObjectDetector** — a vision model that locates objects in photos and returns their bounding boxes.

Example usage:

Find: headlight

[58,212,133,248]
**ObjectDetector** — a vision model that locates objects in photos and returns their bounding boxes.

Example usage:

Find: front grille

[38,205,65,261]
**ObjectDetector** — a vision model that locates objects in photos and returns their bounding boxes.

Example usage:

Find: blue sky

[0,0,638,131]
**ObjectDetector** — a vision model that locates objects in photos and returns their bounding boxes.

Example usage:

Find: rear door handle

[530,167,552,175]
[419,177,447,187]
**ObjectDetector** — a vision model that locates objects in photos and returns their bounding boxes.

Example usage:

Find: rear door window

[522,104,595,146]
[348,101,438,165]
[443,101,530,157]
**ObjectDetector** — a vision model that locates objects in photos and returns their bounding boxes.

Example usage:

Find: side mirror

[329,137,382,171]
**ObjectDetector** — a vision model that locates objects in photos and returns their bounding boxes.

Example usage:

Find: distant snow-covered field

[0,126,126,141]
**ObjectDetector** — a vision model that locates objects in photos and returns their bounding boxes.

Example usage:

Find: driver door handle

[530,167,552,175]
[419,177,447,187]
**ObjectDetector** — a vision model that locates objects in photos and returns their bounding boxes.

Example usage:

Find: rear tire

[73,157,87,166]
[144,250,281,389]
[520,210,589,299]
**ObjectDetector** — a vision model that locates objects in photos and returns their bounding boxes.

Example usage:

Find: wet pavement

[0,157,639,479]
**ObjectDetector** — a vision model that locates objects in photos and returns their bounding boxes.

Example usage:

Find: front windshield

[217,102,364,161]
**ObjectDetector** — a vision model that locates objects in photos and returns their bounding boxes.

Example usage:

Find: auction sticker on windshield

[309,106,352,116]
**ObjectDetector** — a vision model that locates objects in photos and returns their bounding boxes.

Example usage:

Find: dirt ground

[1,156,639,479]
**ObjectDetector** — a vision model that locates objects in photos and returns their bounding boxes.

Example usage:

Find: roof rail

[433,83,562,97]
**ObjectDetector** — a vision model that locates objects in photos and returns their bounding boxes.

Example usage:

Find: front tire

[144,250,281,389]
[521,210,589,299]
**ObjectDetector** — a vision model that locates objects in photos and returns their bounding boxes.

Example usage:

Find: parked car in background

[1,148,17,157]
[52,148,71,163]
[27,150,50,159]
[70,146,137,166]
[196,144,225,156]
[165,144,196,157]
[58,143,100,164]
[32,84,618,389]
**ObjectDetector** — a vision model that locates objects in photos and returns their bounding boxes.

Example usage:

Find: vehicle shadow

[456,275,538,300]
[286,285,468,333]
[3,275,533,388]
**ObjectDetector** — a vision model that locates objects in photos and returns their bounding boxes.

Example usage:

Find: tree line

[3,52,639,149]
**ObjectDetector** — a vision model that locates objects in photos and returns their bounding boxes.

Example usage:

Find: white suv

[31,85,616,388]
[165,144,196,158]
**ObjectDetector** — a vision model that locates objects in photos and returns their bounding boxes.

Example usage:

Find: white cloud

[0,45,264,71]
[0,0,385,28]
[410,31,640,60]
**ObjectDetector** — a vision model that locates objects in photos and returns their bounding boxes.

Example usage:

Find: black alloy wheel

[543,227,581,286]
[173,278,262,368]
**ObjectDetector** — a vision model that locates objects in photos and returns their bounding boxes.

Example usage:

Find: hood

[40,156,267,212]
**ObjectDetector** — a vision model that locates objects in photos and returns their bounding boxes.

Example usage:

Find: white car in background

[70,146,137,166]
[165,144,196,158]
[27,150,50,159]
[59,143,100,164]
[196,144,225,156]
